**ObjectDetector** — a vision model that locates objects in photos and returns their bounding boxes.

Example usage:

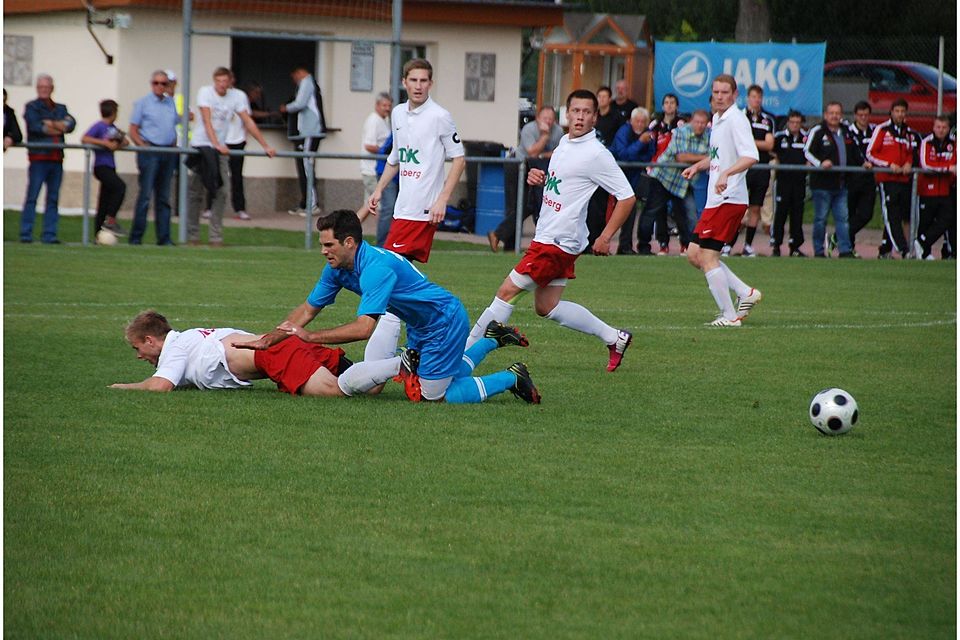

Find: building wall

[4,9,522,211]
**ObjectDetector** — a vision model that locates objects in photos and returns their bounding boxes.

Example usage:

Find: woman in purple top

[81,100,129,238]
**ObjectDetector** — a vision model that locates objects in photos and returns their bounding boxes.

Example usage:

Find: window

[231,36,318,128]
[868,66,912,93]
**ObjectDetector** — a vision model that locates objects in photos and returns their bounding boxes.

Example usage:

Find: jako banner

[654,41,826,115]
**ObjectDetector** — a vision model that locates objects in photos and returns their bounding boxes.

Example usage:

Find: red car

[824,60,956,134]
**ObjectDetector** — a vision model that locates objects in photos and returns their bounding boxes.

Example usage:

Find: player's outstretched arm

[110,377,175,392]
[279,314,377,345]
[681,157,710,180]
[233,302,321,350]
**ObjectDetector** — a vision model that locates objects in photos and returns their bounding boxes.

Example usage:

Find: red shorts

[693,203,749,244]
[384,218,437,263]
[254,337,346,395]
[513,241,579,288]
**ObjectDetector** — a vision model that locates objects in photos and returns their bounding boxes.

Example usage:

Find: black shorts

[746,169,771,207]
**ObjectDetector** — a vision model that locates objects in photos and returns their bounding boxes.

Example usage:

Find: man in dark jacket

[802,101,857,258]
[4,88,23,151]
[771,110,808,256]
[21,73,76,244]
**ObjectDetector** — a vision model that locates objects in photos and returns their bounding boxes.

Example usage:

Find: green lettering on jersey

[709,146,719,160]
[399,147,421,164]
[544,173,562,195]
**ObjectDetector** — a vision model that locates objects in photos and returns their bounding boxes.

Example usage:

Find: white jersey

[223,90,251,145]
[154,328,254,390]
[705,106,759,208]
[532,129,634,255]
[387,97,464,221]
[192,86,250,148]
[360,111,390,176]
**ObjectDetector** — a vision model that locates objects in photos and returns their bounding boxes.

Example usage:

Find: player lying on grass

[110,309,361,395]
[233,209,540,404]
[464,89,637,372]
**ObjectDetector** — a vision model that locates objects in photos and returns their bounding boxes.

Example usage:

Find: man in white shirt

[360,92,392,204]
[223,77,252,221]
[189,67,275,245]
[681,74,763,327]
[465,89,638,373]
[109,309,359,396]
[367,58,465,265]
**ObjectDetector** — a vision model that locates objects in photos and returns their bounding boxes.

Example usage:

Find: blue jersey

[306,241,461,332]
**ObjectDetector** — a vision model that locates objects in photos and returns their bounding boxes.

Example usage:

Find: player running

[465,89,637,372]
[681,74,762,327]
[234,210,539,404]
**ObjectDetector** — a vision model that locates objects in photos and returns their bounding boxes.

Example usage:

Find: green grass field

[4,214,956,638]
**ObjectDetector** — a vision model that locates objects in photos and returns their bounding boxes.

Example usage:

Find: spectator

[771,110,808,256]
[648,93,687,253]
[373,132,399,246]
[803,101,857,258]
[612,79,638,124]
[914,115,957,259]
[4,88,23,151]
[81,99,129,238]
[867,99,915,259]
[609,106,655,254]
[188,66,275,246]
[845,101,877,256]
[222,76,251,221]
[20,73,75,244]
[242,82,276,124]
[586,85,621,248]
[280,65,326,217]
[488,105,562,252]
[736,84,775,257]
[360,92,392,206]
[636,109,711,257]
[129,70,179,245]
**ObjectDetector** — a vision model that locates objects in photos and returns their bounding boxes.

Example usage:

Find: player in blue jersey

[233,210,539,404]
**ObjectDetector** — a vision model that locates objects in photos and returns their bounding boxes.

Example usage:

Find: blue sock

[456,337,497,378]
[444,370,516,404]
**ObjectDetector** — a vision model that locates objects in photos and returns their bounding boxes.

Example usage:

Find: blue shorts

[406,302,470,380]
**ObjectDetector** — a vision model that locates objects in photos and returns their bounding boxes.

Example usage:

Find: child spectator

[81,99,129,238]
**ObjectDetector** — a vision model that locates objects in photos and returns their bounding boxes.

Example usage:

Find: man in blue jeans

[802,101,856,258]
[128,70,180,245]
[21,73,75,244]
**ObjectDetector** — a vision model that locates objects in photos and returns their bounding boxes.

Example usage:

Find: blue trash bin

[475,155,506,236]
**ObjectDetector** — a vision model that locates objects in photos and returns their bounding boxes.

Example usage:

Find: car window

[868,66,912,93]
[909,65,958,92]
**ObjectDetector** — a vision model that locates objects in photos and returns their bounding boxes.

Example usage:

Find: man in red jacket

[913,115,957,260]
[866,99,915,259]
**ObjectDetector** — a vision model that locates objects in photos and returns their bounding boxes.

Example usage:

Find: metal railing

[12,141,947,256]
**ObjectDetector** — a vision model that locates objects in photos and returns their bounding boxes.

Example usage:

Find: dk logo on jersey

[542,171,562,212]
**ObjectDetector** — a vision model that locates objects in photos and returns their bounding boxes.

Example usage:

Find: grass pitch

[4,215,956,638]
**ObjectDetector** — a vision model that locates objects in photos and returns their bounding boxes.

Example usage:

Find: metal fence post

[910,171,919,258]
[178,0,193,245]
[82,147,92,246]
[514,158,526,255]
[305,146,314,250]
[391,0,403,106]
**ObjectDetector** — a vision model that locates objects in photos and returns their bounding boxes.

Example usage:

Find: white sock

[337,357,401,396]
[545,301,619,345]
[364,312,402,361]
[466,296,515,349]
[705,267,737,320]
[719,262,750,297]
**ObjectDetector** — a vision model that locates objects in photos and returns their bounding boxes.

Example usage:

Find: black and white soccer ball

[809,388,859,435]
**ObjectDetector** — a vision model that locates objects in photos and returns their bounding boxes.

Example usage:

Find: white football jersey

[154,328,254,390]
[705,106,759,208]
[532,129,634,254]
[387,97,464,221]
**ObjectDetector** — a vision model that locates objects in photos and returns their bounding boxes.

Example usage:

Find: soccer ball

[809,388,859,436]
[96,229,118,246]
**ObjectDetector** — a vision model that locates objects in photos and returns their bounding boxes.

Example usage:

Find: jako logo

[671,51,712,98]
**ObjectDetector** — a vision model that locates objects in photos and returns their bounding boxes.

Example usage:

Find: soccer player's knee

[420,377,452,402]
[534,299,555,317]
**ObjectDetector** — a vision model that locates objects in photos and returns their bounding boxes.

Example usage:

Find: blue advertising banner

[653,41,826,115]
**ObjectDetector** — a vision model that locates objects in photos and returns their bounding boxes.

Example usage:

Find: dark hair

[126,310,172,342]
[566,89,598,111]
[825,101,844,114]
[934,114,951,125]
[662,93,679,107]
[213,66,233,79]
[100,99,118,118]
[402,58,433,80]
[854,100,872,113]
[787,109,804,120]
[596,85,612,97]
[317,209,364,245]
[747,84,763,96]
[891,98,909,111]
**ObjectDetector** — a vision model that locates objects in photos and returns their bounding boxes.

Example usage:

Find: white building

[4,0,562,212]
